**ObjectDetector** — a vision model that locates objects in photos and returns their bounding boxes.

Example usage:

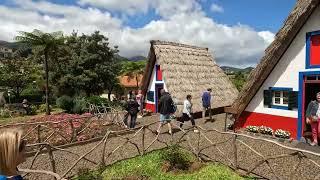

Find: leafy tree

[50,31,120,98]
[15,29,65,115]
[121,61,146,88]
[0,57,40,98]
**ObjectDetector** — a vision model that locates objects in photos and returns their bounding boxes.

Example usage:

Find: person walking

[126,96,140,129]
[202,88,212,120]
[306,92,320,146]
[157,89,174,135]
[136,90,144,117]
[179,95,199,133]
[0,129,26,180]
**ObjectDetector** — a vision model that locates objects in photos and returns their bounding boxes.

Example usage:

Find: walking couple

[156,89,199,134]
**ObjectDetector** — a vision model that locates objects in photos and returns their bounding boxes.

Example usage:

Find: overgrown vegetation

[74,147,248,180]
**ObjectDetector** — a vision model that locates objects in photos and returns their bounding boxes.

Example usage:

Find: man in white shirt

[179,94,199,133]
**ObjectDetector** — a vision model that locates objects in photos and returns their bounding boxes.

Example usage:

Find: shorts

[160,114,171,122]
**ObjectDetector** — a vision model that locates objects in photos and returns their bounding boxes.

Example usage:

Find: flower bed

[259,126,273,135]
[245,126,259,133]
[2,112,125,147]
[245,125,291,140]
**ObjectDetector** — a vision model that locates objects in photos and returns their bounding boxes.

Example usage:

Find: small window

[272,91,289,106]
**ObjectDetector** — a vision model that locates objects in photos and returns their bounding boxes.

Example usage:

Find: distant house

[141,40,238,113]
[0,46,13,59]
[231,0,320,140]
[119,75,143,95]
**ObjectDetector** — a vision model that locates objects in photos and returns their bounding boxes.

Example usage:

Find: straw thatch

[231,0,320,118]
[141,40,238,113]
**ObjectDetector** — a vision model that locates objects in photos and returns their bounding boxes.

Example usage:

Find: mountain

[221,66,254,74]
[0,40,21,50]
[128,56,147,61]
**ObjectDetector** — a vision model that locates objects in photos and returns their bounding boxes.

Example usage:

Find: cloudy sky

[0,0,296,67]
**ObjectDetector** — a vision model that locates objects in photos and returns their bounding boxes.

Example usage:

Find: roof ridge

[150,40,208,51]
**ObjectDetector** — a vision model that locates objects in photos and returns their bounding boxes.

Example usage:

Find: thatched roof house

[229,0,320,139]
[141,40,238,114]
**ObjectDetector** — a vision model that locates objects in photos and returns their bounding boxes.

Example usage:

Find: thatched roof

[141,40,238,113]
[231,0,320,117]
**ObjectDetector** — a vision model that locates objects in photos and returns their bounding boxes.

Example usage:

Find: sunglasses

[19,139,26,152]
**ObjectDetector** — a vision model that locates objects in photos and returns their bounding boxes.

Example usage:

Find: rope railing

[12,117,320,179]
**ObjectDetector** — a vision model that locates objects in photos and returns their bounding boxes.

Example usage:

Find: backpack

[170,101,177,113]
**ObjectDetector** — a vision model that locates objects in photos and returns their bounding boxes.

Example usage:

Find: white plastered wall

[245,6,320,118]
[145,60,167,104]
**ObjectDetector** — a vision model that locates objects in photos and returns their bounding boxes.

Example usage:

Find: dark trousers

[129,113,137,128]
[180,113,195,127]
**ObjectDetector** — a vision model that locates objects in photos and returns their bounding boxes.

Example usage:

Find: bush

[38,104,52,113]
[56,96,74,113]
[0,108,11,118]
[85,96,108,105]
[161,145,191,170]
[72,98,87,114]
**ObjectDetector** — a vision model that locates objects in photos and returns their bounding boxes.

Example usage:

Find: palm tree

[121,61,146,88]
[16,29,64,115]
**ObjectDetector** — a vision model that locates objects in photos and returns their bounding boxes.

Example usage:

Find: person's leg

[190,115,195,126]
[180,114,187,128]
[157,114,164,134]
[130,114,137,128]
[167,121,172,134]
[202,107,206,118]
[209,106,212,120]
[311,121,318,145]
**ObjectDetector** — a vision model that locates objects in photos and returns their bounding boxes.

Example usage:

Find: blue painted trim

[298,72,303,140]
[297,71,320,140]
[270,105,289,110]
[269,87,293,91]
[155,65,158,81]
[306,30,320,69]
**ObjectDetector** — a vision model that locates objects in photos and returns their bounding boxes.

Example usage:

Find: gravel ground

[20,114,320,180]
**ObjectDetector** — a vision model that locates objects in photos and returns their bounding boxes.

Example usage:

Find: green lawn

[76,148,250,180]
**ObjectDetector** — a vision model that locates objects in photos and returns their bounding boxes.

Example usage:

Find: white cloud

[77,0,151,15]
[0,0,274,67]
[210,3,224,13]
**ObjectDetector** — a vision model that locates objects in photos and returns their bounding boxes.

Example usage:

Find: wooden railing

[16,117,320,180]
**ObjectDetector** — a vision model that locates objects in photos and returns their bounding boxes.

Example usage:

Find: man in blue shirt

[202,88,212,120]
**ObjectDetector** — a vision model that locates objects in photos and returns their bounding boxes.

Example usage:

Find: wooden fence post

[69,119,76,142]
[233,134,238,170]
[224,113,228,132]
[46,144,57,180]
[37,125,41,148]
[142,126,145,155]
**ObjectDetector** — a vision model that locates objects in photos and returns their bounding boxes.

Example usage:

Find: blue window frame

[269,87,293,110]
[306,30,320,69]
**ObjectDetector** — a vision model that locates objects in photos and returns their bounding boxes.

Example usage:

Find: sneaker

[193,129,199,133]
[169,130,172,135]
[310,141,318,146]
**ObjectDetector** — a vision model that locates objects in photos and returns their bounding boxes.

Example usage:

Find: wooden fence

[13,117,320,180]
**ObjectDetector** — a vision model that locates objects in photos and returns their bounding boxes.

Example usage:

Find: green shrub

[38,104,52,113]
[0,108,11,118]
[85,96,108,105]
[72,98,87,114]
[56,95,74,113]
[160,145,191,170]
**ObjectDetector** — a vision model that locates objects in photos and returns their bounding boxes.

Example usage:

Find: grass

[75,148,250,180]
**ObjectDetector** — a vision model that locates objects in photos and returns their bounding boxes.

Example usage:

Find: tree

[15,30,65,115]
[121,61,146,88]
[0,57,39,99]
[50,31,121,97]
